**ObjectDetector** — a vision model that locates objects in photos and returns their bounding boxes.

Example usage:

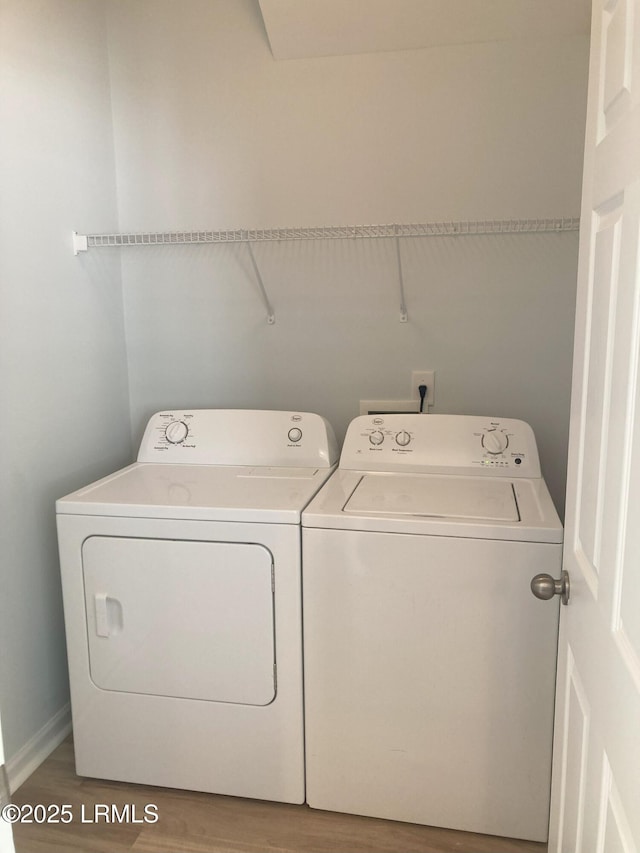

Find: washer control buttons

[369,430,384,446]
[288,427,302,443]
[395,430,411,447]
[165,420,189,444]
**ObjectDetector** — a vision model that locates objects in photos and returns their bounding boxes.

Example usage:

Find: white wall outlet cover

[411,371,435,406]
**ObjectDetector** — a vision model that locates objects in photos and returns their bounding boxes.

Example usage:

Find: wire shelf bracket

[246,242,275,325]
[73,232,88,255]
[395,233,408,323]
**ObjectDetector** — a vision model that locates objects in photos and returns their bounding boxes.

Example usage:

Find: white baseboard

[6,704,72,793]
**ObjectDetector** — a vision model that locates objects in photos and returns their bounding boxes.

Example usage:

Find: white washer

[56,409,338,804]
[302,414,563,842]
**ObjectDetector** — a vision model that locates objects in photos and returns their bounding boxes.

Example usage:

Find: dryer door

[82,536,275,705]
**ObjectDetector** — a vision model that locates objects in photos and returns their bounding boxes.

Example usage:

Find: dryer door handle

[93,593,123,637]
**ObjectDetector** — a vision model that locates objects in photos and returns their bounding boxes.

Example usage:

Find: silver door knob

[531,570,570,605]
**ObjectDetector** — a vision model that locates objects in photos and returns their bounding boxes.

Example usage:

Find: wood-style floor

[11,738,547,853]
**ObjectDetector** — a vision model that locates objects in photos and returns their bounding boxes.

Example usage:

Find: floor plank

[11,738,547,853]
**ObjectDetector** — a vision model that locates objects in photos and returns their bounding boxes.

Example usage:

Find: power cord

[419,384,428,413]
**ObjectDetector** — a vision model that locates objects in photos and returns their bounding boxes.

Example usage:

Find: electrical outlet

[411,370,435,409]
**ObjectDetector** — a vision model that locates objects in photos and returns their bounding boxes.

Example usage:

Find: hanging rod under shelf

[72,217,579,254]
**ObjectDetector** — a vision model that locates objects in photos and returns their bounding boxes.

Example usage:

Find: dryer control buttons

[165,420,189,444]
[369,430,385,446]
[395,430,411,447]
[288,428,302,443]
[481,429,509,455]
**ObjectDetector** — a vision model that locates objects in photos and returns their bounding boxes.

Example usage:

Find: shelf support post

[395,233,408,323]
[246,242,275,325]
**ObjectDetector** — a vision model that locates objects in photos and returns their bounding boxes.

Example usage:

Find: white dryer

[56,409,337,804]
[302,414,563,841]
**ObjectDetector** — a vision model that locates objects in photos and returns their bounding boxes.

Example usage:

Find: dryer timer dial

[165,420,189,444]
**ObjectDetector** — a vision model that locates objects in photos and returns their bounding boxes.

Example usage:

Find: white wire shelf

[73,217,580,253]
[72,217,580,325]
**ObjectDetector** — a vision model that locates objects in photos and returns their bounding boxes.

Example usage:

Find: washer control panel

[137,410,338,468]
[340,414,541,477]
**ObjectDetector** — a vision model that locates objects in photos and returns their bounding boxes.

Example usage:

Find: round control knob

[482,429,508,455]
[165,420,189,444]
[288,427,302,443]
[369,430,384,446]
[395,430,411,447]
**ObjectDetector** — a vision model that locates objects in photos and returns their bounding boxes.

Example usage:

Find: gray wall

[107,0,588,515]
[0,0,131,762]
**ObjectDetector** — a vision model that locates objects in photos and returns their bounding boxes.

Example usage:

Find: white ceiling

[258,0,591,61]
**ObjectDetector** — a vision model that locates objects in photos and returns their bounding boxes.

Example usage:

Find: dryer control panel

[340,414,541,478]
[137,410,339,468]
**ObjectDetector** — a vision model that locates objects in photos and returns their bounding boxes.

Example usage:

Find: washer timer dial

[481,429,509,455]
[165,420,189,444]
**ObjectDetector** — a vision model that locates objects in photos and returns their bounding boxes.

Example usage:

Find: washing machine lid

[344,474,520,522]
[302,470,563,543]
[56,462,336,524]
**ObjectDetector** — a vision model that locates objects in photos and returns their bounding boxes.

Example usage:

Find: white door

[548,0,640,849]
